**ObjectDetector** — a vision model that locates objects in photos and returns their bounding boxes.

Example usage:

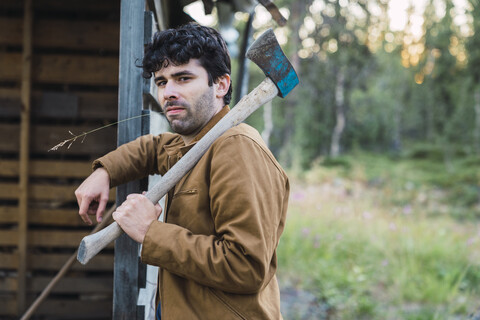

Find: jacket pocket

[173,188,198,198]
[208,287,247,320]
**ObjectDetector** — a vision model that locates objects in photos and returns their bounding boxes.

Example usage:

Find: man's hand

[112,193,162,243]
[75,167,111,225]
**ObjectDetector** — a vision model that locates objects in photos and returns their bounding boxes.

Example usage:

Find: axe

[77,28,299,264]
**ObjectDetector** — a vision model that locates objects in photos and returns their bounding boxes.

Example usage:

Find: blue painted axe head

[246,29,299,98]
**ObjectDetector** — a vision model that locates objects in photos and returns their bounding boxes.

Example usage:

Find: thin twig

[48,114,150,152]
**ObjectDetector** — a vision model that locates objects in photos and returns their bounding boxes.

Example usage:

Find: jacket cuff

[141,220,165,265]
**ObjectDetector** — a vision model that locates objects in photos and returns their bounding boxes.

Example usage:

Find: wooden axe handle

[77,77,279,264]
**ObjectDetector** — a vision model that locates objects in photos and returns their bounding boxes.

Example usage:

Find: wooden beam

[0,88,21,117]
[147,0,165,30]
[0,276,113,293]
[29,253,113,271]
[0,88,118,120]
[0,253,17,269]
[35,54,119,85]
[0,17,22,46]
[0,160,91,178]
[0,230,116,248]
[77,91,119,119]
[1,0,120,13]
[0,207,118,226]
[35,299,112,318]
[0,298,112,318]
[0,182,116,202]
[234,12,255,104]
[0,17,119,50]
[0,53,119,86]
[0,183,77,201]
[0,252,114,271]
[0,53,22,80]
[114,1,146,318]
[18,0,32,314]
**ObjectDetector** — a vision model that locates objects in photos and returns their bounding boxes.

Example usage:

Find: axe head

[246,29,299,98]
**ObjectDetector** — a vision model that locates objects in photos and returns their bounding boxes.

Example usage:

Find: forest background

[190,0,480,319]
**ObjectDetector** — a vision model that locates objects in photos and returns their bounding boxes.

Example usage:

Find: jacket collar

[163,105,230,157]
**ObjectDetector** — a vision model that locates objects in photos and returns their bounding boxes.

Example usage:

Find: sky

[388,0,470,38]
[184,0,471,40]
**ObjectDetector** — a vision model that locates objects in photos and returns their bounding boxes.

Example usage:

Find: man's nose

[163,81,179,100]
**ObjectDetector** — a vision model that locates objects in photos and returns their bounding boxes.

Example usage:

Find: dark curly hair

[142,23,232,105]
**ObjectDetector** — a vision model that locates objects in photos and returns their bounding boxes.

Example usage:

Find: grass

[278,151,480,319]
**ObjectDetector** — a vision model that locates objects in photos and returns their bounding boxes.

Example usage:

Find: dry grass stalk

[48,114,149,152]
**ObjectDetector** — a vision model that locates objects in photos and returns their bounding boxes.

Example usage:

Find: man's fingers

[112,209,121,221]
[127,193,141,200]
[78,198,93,225]
[96,196,108,223]
[154,203,163,219]
[74,168,111,226]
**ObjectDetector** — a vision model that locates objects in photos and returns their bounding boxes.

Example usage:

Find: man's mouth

[165,106,185,115]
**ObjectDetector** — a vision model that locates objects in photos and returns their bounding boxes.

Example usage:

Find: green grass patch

[279,152,480,319]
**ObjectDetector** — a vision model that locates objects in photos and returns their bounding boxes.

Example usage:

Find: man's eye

[156,81,167,87]
[179,77,190,82]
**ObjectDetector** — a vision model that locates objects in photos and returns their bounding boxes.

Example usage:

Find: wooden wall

[0,1,120,318]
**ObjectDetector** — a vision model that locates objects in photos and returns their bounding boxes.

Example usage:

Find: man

[75,23,289,319]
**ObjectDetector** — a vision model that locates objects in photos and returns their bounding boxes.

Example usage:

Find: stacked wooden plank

[0,1,121,318]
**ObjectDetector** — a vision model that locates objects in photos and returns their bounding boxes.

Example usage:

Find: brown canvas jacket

[93,106,289,319]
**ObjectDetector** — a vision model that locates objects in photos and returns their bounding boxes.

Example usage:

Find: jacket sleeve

[92,133,173,187]
[141,134,289,294]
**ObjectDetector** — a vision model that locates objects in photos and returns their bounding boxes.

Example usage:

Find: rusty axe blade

[246,29,298,98]
[77,28,299,265]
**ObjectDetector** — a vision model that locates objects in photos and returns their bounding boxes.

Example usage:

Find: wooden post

[18,0,33,315]
[234,12,255,104]
[147,0,167,30]
[113,0,146,319]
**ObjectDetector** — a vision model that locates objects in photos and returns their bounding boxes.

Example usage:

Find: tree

[313,0,373,158]
[419,0,460,145]
[466,0,480,153]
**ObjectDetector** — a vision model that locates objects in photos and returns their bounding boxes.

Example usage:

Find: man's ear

[215,74,231,99]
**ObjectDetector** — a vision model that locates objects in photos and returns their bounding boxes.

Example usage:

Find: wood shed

[0,0,120,318]
[0,0,264,318]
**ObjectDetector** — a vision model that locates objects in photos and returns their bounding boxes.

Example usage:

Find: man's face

[154,59,222,142]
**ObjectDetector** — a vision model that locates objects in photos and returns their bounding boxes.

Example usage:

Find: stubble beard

[167,87,216,137]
